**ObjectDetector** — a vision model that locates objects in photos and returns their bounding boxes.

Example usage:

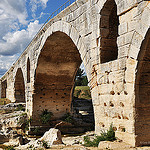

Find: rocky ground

[0,102,150,149]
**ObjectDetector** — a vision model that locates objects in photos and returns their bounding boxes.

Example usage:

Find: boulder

[0,132,9,144]
[39,128,63,146]
[4,135,30,146]
[16,128,63,149]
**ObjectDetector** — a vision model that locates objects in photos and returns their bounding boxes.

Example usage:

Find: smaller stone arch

[100,0,119,63]
[14,68,25,103]
[27,58,30,83]
[1,80,7,98]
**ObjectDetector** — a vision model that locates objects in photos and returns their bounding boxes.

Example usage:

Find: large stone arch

[14,68,25,103]
[31,21,92,126]
[34,21,90,78]
[135,28,150,146]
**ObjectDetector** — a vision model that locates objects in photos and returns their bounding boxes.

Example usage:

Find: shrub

[15,104,25,111]
[83,124,116,147]
[33,127,41,135]
[62,113,74,123]
[76,89,81,97]
[40,109,53,124]
[42,140,49,149]
[4,146,15,150]
[17,117,31,132]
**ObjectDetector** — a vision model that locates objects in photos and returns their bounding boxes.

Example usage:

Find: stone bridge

[0,0,150,146]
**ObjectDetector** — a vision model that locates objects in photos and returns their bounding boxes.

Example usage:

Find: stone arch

[135,28,150,146]
[32,30,85,125]
[100,0,119,63]
[1,80,7,98]
[33,21,90,81]
[14,68,25,103]
[127,2,150,60]
[27,57,30,83]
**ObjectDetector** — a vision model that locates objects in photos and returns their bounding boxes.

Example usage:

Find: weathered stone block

[119,22,128,35]
[118,44,130,59]
[117,31,134,47]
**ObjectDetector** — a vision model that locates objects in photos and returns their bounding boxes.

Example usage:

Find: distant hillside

[74,86,91,100]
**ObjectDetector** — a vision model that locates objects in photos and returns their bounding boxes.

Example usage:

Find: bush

[17,116,31,132]
[83,124,116,147]
[33,127,41,135]
[42,140,49,149]
[40,109,53,124]
[4,146,15,150]
[62,113,74,123]
[15,104,25,111]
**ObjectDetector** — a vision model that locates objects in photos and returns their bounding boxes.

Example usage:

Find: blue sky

[0,0,76,77]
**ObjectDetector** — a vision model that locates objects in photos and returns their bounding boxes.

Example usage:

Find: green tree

[75,68,88,86]
[82,76,88,86]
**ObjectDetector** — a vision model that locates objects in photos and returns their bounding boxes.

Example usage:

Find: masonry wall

[0,0,150,147]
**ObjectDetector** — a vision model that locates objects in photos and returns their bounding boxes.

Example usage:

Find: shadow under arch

[100,0,119,63]
[14,68,25,103]
[32,31,84,126]
[135,28,150,146]
[27,57,30,83]
[1,80,7,98]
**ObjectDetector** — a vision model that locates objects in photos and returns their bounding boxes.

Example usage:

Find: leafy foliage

[15,104,25,111]
[83,124,116,147]
[62,113,74,123]
[40,109,53,124]
[75,68,88,86]
[4,146,15,150]
[33,127,41,135]
[17,115,31,132]
[42,140,49,149]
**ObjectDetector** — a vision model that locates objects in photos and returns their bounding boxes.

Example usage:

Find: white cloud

[0,0,27,25]
[0,20,42,56]
[40,0,48,6]
[0,20,42,76]
[0,0,47,77]
[0,0,28,45]
[30,0,48,18]
[0,55,17,76]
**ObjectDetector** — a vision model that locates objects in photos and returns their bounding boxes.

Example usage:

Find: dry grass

[0,98,11,105]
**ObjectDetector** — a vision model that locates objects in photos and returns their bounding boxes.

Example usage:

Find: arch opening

[27,58,30,83]
[135,28,150,146]
[33,31,94,134]
[1,80,7,98]
[14,68,25,103]
[72,64,94,131]
[100,0,119,63]
[33,31,82,123]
